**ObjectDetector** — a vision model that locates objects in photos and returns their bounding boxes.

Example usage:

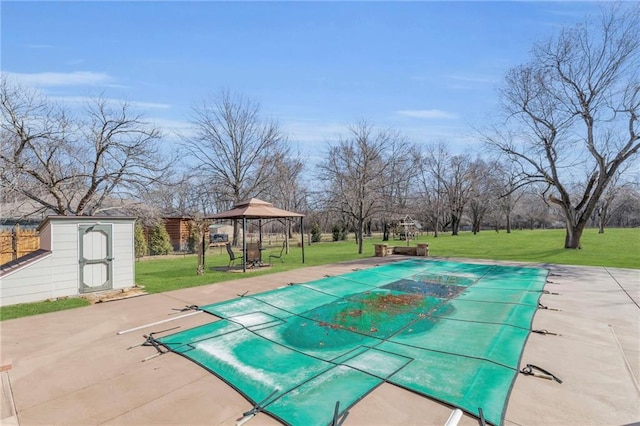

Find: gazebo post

[242,217,247,273]
[258,219,263,264]
[300,217,305,263]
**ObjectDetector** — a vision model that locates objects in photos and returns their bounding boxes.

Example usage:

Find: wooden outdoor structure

[391,214,421,243]
[163,217,211,252]
[0,226,40,265]
[0,216,136,307]
[374,243,429,257]
[207,198,305,272]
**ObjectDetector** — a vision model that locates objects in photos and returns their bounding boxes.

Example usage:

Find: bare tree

[467,159,501,234]
[377,136,417,241]
[415,142,450,237]
[606,183,640,227]
[420,145,475,236]
[318,121,398,254]
[491,160,526,233]
[146,173,218,274]
[264,154,307,251]
[181,90,290,245]
[486,5,640,248]
[0,77,170,216]
[513,189,555,230]
[592,168,631,233]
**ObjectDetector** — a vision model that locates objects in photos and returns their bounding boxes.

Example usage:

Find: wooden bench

[374,243,429,257]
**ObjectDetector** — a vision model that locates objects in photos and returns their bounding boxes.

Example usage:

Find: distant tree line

[1,4,638,251]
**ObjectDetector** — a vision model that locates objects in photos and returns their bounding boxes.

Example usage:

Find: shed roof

[36,215,137,232]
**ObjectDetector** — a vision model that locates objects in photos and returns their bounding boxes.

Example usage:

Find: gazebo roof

[206,198,304,220]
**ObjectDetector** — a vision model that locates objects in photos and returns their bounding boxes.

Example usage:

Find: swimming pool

[158,259,548,425]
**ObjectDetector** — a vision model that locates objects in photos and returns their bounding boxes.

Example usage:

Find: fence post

[12,223,20,261]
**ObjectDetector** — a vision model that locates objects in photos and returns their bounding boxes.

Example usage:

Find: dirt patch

[81,287,147,304]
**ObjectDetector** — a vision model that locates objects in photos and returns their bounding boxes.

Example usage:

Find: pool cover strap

[520,364,563,383]
[331,401,348,426]
[172,304,200,312]
[531,329,560,336]
[241,389,279,417]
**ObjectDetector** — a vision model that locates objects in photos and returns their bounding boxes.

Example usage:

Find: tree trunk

[196,226,205,275]
[451,214,460,236]
[382,220,389,241]
[472,220,480,235]
[357,201,364,253]
[506,214,512,234]
[564,224,585,249]
[598,205,607,234]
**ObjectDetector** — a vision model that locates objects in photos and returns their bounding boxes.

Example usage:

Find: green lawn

[135,227,639,294]
[420,227,639,268]
[0,297,90,321]
[2,227,638,321]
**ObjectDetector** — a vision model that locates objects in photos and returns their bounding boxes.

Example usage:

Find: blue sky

[2,1,600,161]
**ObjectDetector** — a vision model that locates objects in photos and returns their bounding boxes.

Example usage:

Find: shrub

[311,222,322,243]
[187,222,198,253]
[332,224,346,241]
[134,221,148,258]
[148,222,173,255]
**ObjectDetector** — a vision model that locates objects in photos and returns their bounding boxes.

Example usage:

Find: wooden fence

[0,226,40,265]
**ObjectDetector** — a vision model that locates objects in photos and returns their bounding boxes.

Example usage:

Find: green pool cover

[158,259,548,425]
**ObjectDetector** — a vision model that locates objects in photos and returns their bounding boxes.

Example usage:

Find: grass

[420,227,639,268]
[135,227,639,294]
[0,297,90,321]
[2,227,638,321]
[135,241,373,293]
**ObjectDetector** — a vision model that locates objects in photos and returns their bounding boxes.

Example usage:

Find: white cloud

[148,117,193,135]
[129,101,171,110]
[5,71,114,87]
[281,119,349,145]
[47,95,170,110]
[395,109,458,120]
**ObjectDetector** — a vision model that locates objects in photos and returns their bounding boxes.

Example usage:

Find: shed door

[79,224,113,293]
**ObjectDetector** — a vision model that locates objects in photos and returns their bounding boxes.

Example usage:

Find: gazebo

[207,198,305,272]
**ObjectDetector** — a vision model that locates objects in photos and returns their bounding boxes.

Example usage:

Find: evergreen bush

[148,222,173,255]
[134,221,148,258]
[311,222,322,243]
[332,224,343,241]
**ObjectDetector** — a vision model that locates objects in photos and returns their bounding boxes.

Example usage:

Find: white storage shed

[0,216,136,307]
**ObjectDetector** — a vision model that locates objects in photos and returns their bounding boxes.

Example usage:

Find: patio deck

[1,256,638,425]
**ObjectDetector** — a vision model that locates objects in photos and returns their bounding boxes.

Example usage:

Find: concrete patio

[1,257,638,425]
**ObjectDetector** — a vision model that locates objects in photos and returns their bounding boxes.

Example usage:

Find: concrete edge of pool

[1,256,638,426]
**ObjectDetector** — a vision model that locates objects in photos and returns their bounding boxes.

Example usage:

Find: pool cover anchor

[170,304,199,314]
[532,329,561,336]
[537,302,560,311]
[478,407,486,426]
[235,389,279,426]
[331,401,349,426]
[127,327,178,362]
[519,364,563,383]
